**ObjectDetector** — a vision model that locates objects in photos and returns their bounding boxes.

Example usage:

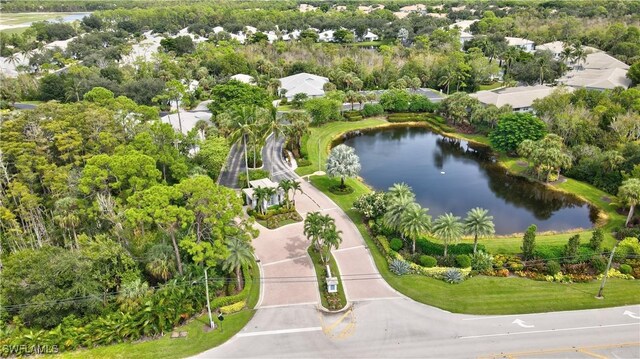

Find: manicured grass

[307,246,347,310]
[304,121,640,314]
[296,118,387,176]
[0,12,82,25]
[257,217,301,229]
[478,82,504,91]
[57,265,261,359]
[277,104,293,111]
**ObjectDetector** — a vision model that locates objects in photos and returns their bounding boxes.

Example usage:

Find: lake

[341,126,596,234]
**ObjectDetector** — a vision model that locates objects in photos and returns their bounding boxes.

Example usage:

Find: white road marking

[258,302,318,309]
[623,310,640,319]
[459,322,640,339]
[333,245,365,253]
[512,319,535,328]
[463,313,532,321]
[237,326,323,337]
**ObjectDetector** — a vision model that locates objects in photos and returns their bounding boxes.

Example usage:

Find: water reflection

[342,127,595,234]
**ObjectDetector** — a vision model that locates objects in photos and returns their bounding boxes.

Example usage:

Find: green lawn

[478,82,504,91]
[304,121,640,314]
[307,246,347,310]
[0,12,83,26]
[58,264,261,359]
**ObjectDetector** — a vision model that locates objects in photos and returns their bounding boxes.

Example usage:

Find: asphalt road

[218,141,245,188]
[262,134,297,182]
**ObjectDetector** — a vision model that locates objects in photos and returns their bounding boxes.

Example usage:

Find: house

[536,41,601,60]
[318,30,335,42]
[557,52,631,90]
[399,4,426,12]
[334,5,347,11]
[230,74,255,84]
[471,85,573,112]
[459,31,474,46]
[362,30,379,42]
[358,4,384,13]
[242,178,283,210]
[299,3,317,12]
[448,19,479,32]
[279,72,330,100]
[505,37,535,53]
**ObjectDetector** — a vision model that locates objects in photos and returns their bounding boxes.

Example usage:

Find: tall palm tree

[618,178,640,227]
[223,237,254,291]
[226,106,261,185]
[535,54,550,84]
[572,43,587,70]
[290,180,302,206]
[320,225,343,265]
[279,179,295,208]
[387,182,415,202]
[345,90,359,110]
[384,195,415,239]
[432,213,464,257]
[502,46,520,75]
[463,207,495,254]
[400,203,432,254]
[253,187,275,214]
[304,212,325,251]
[267,78,281,97]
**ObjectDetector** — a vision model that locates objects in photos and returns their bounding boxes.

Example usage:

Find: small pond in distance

[342,127,597,235]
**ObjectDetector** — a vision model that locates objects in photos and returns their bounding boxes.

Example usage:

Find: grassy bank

[304,120,639,314]
[307,246,348,310]
[58,264,260,359]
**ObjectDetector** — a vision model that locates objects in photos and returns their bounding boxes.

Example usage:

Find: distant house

[363,30,379,42]
[230,74,255,84]
[536,41,601,60]
[471,85,572,113]
[299,3,317,13]
[318,30,335,42]
[279,72,330,100]
[459,31,474,46]
[448,19,479,32]
[358,4,384,13]
[242,178,283,210]
[505,37,535,53]
[557,52,631,90]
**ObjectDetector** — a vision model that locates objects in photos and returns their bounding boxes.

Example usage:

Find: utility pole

[596,243,617,299]
[204,267,214,329]
[318,138,321,172]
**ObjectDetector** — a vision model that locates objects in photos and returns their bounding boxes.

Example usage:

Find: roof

[230,74,254,84]
[460,31,474,39]
[279,72,329,98]
[505,37,534,47]
[471,85,571,109]
[249,178,279,189]
[558,67,631,90]
[581,52,629,70]
[363,31,379,39]
[536,41,601,55]
[448,19,478,32]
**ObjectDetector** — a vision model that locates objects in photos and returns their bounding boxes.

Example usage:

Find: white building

[363,30,379,42]
[536,41,601,60]
[242,178,283,210]
[299,3,317,12]
[505,37,535,53]
[230,74,255,84]
[318,30,335,42]
[279,72,330,100]
[557,52,631,90]
[448,19,479,32]
[471,85,573,113]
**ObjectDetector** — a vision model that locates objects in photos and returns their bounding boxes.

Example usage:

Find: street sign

[218,313,224,321]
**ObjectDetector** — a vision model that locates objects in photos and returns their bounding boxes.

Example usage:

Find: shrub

[220,300,246,314]
[521,224,537,260]
[379,89,410,112]
[455,254,472,268]
[443,268,463,284]
[471,251,494,272]
[416,239,482,256]
[619,264,632,275]
[297,158,312,167]
[237,169,270,188]
[408,95,437,113]
[494,268,510,277]
[590,256,607,274]
[375,235,391,254]
[619,237,640,255]
[589,229,604,250]
[615,227,640,241]
[419,255,437,268]
[489,113,546,153]
[389,259,410,275]
[535,244,563,260]
[563,234,581,263]
[353,192,387,220]
[389,238,403,251]
[546,260,561,275]
[613,246,629,263]
[361,103,384,117]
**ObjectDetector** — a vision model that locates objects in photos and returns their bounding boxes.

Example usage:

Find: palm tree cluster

[222,236,254,291]
[383,183,495,257]
[559,42,588,70]
[303,212,343,264]
[278,179,302,209]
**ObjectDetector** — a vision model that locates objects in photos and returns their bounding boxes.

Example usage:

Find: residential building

[299,3,317,13]
[279,72,330,100]
[242,178,283,210]
[471,85,573,112]
[318,30,335,42]
[230,74,255,84]
[448,19,479,32]
[557,52,631,90]
[363,30,379,42]
[536,41,601,60]
[505,37,535,52]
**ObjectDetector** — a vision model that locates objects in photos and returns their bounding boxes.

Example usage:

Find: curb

[316,301,352,314]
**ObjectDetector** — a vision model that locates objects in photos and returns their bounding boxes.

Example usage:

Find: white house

[318,30,335,42]
[242,178,283,210]
[505,37,535,53]
[299,3,317,12]
[279,72,329,100]
[363,30,379,42]
[471,85,573,113]
[459,31,474,47]
[448,19,479,32]
[557,52,631,90]
[536,41,601,60]
[230,74,255,84]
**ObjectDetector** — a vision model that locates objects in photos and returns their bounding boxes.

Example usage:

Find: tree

[326,144,361,189]
[489,113,547,153]
[618,178,640,227]
[253,186,275,215]
[303,212,342,264]
[222,237,254,291]
[400,203,431,254]
[304,97,341,125]
[518,134,573,182]
[432,213,464,257]
[208,81,271,116]
[379,89,410,112]
[195,136,230,180]
[284,111,310,158]
[291,93,308,109]
[563,234,581,262]
[589,228,604,251]
[155,80,187,133]
[463,208,495,254]
[628,61,640,86]
[278,179,296,209]
[439,92,480,125]
[521,224,537,260]
[223,105,267,185]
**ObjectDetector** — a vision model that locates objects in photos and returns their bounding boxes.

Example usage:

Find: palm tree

[400,203,432,254]
[345,90,359,110]
[253,186,275,214]
[502,46,520,74]
[618,178,640,227]
[384,195,415,240]
[3,52,20,68]
[559,45,574,64]
[572,43,587,70]
[463,208,495,254]
[320,225,343,265]
[279,179,295,208]
[267,78,281,97]
[432,213,464,257]
[439,70,455,95]
[226,106,261,185]
[387,182,415,202]
[304,212,325,251]
[290,180,302,206]
[223,237,254,291]
[535,54,550,84]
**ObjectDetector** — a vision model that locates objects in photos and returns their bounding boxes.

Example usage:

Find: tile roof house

[557,52,631,90]
[505,37,535,53]
[471,85,573,112]
[536,41,601,60]
[279,72,330,100]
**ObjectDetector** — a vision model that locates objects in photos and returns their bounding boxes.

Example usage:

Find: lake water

[341,127,596,234]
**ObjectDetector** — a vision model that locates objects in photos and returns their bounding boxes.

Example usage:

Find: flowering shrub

[597,268,635,280]
[221,300,246,314]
